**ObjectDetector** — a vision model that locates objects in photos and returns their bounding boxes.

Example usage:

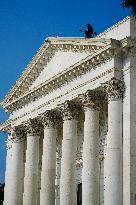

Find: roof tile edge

[97,16,131,38]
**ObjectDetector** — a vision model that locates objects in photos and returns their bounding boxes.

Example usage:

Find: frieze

[0,67,114,132]
[50,43,102,54]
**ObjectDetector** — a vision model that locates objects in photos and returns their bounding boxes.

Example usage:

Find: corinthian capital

[24,118,43,135]
[11,125,26,141]
[102,77,124,100]
[7,125,26,149]
[58,100,80,120]
[78,90,103,110]
[40,110,59,128]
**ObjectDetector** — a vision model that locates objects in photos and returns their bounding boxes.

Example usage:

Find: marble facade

[1,16,136,205]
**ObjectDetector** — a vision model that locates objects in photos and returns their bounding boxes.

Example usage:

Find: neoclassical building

[1,16,136,205]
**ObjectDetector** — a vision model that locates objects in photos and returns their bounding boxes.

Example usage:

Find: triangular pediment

[30,50,90,90]
[2,37,113,108]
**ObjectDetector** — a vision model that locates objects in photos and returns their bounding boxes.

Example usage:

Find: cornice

[97,16,131,38]
[47,37,112,48]
[2,41,50,107]
[2,36,135,113]
[121,37,136,57]
[2,39,121,112]
[1,38,110,107]
[121,37,136,48]
[0,120,12,133]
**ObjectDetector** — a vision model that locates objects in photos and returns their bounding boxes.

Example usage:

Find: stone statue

[79,23,97,38]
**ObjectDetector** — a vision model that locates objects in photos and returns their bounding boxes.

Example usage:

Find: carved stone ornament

[58,100,80,121]
[2,125,12,134]
[24,118,43,135]
[3,38,118,113]
[78,90,104,110]
[6,125,26,150]
[102,77,125,100]
[40,110,59,128]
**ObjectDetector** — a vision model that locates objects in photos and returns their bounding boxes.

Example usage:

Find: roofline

[1,16,132,108]
[47,16,131,41]
[1,38,112,108]
[1,41,50,107]
[3,39,122,112]
[97,16,131,38]
[46,37,111,44]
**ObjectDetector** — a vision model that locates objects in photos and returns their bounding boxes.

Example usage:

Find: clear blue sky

[0,0,129,182]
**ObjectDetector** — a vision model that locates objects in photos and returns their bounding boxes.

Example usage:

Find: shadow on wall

[0,183,4,205]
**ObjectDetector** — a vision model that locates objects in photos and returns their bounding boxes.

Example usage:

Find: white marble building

[1,16,136,205]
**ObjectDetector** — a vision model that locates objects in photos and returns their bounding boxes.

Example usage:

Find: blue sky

[0,0,129,182]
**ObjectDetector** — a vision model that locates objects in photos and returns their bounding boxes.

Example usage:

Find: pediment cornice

[3,39,121,112]
[121,37,136,56]
[2,37,136,112]
[1,37,114,108]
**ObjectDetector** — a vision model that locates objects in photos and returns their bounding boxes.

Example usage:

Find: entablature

[1,37,136,131]
[2,38,112,107]
[2,39,121,113]
[0,65,118,131]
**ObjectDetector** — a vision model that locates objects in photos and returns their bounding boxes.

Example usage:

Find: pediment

[30,50,90,90]
[1,37,114,109]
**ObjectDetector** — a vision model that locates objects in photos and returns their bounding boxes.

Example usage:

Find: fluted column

[40,111,58,205]
[102,78,124,205]
[55,130,62,205]
[79,90,101,205]
[37,134,43,205]
[59,100,80,205]
[23,119,42,205]
[4,126,26,205]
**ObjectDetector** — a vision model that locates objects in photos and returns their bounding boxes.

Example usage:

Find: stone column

[102,78,124,205]
[55,128,62,205]
[59,100,80,205]
[23,119,42,205]
[40,111,57,205]
[37,133,43,205]
[4,126,26,205]
[79,90,101,205]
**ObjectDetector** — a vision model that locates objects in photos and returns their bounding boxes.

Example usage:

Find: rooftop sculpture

[79,23,97,38]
